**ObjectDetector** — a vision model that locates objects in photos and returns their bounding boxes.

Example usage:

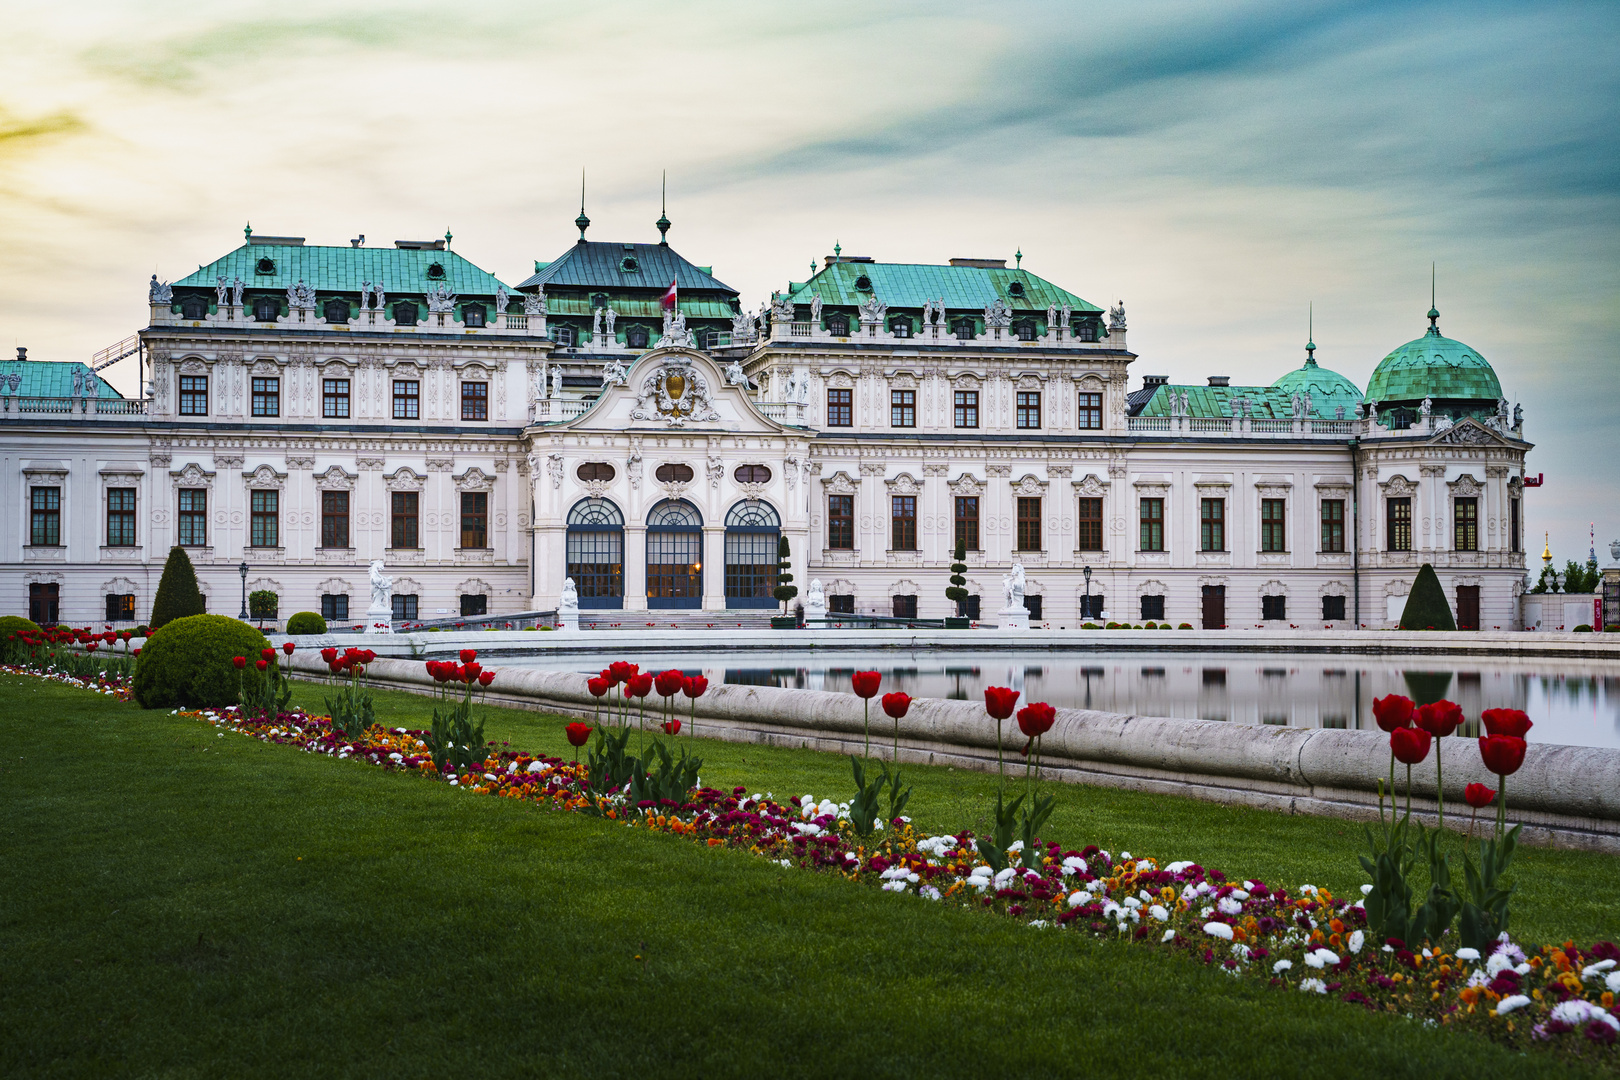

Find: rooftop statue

[215,276,230,307]
[1514,402,1523,427]
[724,358,748,387]
[495,284,509,315]
[374,282,386,310]
[287,280,316,310]
[771,291,795,321]
[425,283,457,314]
[858,293,887,325]
[231,277,244,307]
[730,307,754,341]
[360,280,374,310]
[603,305,616,334]
[1107,299,1126,330]
[601,358,628,387]
[1046,303,1059,333]
[523,288,547,316]
[148,275,173,304]
[810,292,823,322]
[984,297,1013,328]
[592,306,604,339]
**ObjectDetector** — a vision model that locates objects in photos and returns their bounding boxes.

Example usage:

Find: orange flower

[707,838,723,847]
[1329,918,1345,935]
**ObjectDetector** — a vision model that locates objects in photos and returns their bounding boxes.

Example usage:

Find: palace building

[0,215,1532,630]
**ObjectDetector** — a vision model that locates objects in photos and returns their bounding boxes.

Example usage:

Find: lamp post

[238,560,249,620]
[1083,564,1093,620]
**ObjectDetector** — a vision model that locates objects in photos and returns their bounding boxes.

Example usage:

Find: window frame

[1320,499,1345,553]
[1076,497,1103,551]
[1200,497,1225,553]
[30,486,61,547]
[106,487,137,547]
[954,496,980,552]
[249,489,279,548]
[953,389,979,429]
[322,377,351,419]
[105,593,136,622]
[1510,498,1521,554]
[392,594,419,622]
[1139,498,1165,552]
[177,488,207,547]
[391,491,420,549]
[393,380,420,420]
[826,388,852,427]
[1262,595,1287,621]
[1016,390,1042,429]
[827,494,854,550]
[1077,391,1103,430]
[1387,497,1412,552]
[1140,594,1166,621]
[1016,496,1042,552]
[320,490,350,549]
[1260,498,1287,553]
[251,376,280,417]
[890,494,917,551]
[321,594,349,621]
[890,389,916,428]
[461,491,489,549]
[1454,497,1478,552]
[178,374,208,416]
[1322,595,1347,621]
[460,381,489,422]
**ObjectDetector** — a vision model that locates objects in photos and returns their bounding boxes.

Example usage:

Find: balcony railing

[530,398,592,423]
[769,319,1119,350]
[0,395,149,419]
[149,303,546,336]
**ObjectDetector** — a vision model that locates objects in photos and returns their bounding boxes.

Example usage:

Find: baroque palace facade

[0,216,1533,630]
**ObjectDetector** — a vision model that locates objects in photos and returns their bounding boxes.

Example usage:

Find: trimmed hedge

[1399,563,1456,631]
[131,614,270,710]
[285,611,328,635]
[0,616,42,639]
[150,547,206,629]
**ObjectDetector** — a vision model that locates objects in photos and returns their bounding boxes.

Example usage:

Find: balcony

[767,319,1121,351]
[1125,415,1364,440]
[0,395,149,420]
[530,398,591,423]
[148,303,546,337]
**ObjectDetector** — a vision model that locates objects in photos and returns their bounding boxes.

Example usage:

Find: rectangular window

[177,488,207,546]
[1076,497,1103,551]
[251,377,280,417]
[1387,497,1412,552]
[392,595,419,622]
[1016,391,1041,429]
[1016,497,1042,551]
[460,594,488,617]
[954,390,979,429]
[892,594,918,620]
[960,594,981,621]
[393,380,420,420]
[30,487,61,546]
[461,381,488,421]
[891,495,916,551]
[1141,594,1165,621]
[1454,497,1478,552]
[829,594,855,615]
[1140,498,1164,552]
[1262,595,1287,621]
[391,492,420,549]
[105,593,136,622]
[1322,595,1347,621]
[1260,498,1286,553]
[461,491,488,549]
[890,390,915,428]
[249,490,279,548]
[178,374,208,415]
[320,491,349,548]
[1201,498,1225,552]
[106,488,136,547]
[1510,498,1521,554]
[954,496,979,551]
[826,389,852,427]
[1023,595,1042,621]
[826,494,854,550]
[323,378,350,419]
[321,594,348,621]
[1320,499,1345,553]
[1077,392,1103,430]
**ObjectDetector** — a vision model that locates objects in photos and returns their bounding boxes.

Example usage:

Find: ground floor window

[959,594,981,621]
[1262,595,1286,621]
[1140,594,1165,621]
[392,595,419,622]
[892,595,917,619]
[321,594,349,621]
[105,593,136,622]
[1023,595,1042,621]
[30,583,59,625]
[829,594,855,615]
[460,594,488,618]
[1322,595,1346,621]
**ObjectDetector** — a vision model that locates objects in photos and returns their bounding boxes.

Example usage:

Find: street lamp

[1082,564,1093,620]
[238,560,249,620]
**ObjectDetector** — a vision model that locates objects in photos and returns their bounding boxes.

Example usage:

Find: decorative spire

[244,222,253,240]
[1542,531,1552,568]
[1305,303,1317,366]
[575,170,590,243]
[1015,248,1023,268]
[1426,262,1440,335]
[656,170,671,245]
[833,241,841,259]
[444,228,453,248]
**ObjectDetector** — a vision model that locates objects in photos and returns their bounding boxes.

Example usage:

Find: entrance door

[1201,585,1225,629]
[646,500,703,609]
[1456,585,1480,631]
[29,583,59,626]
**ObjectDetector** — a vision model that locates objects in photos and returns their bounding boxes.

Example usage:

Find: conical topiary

[150,545,206,629]
[1399,563,1456,631]
[946,538,969,615]
[772,534,797,612]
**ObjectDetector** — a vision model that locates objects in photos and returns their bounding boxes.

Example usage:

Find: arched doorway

[724,501,780,609]
[566,498,624,609]
[646,500,703,609]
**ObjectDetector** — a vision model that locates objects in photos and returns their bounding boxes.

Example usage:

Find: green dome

[1366,314,1501,405]
[1272,355,1363,406]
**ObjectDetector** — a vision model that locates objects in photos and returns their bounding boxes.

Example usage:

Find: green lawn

[2,673,1616,1079]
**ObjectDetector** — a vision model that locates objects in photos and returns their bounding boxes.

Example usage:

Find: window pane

[1201,498,1225,552]
[251,377,280,417]
[1388,498,1411,552]
[1077,497,1103,551]
[827,494,854,550]
[461,491,488,548]
[391,491,419,549]
[1077,392,1102,430]
[954,496,979,551]
[827,389,852,427]
[1140,498,1164,552]
[890,390,915,428]
[1016,391,1041,429]
[178,488,207,546]
[954,390,978,429]
[30,486,61,546]
[1261,498,1286,553]
[393,380,420,420]
[461,382,488,421]
[107,487,137,547]
[179,375,208,416]
[250,489,279,548]
[1454,498,1478,552]
[321,491,349,548]
[323,378,350,419]
[891,495,916,550]
[1017,497,1041,551]
[1320,499,1344,553]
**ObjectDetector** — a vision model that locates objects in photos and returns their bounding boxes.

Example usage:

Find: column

[702,525,726,612]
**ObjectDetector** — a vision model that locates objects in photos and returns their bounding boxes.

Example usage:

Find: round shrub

[1178,622,1194,630]
[132,614,270,710]
[1159,623,1173,630]
[285,611,328,635]
[0,615,42,638]
[1082,623,1100,630]
[1573,624,1593,633]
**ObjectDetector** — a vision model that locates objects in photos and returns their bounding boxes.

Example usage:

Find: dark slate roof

[785,260,1101,313]
[517,241,737,294]
[173,242,514,297]
[0,361,121,398]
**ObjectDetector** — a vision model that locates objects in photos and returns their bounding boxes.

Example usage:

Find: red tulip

[459,649,478,664]
[132,648,140,657]
[261,647,276,662]
[984,685,1020,720]
[1464,783,1497,809]
[85,642,98,652]
[881,691,911,719]
[1479,735,1526,777]
[255,659,269,672]
[103,631,117,643]
[609,661,638,683]
[477,670,495,687]
[1414,700,1463,738]
[626,672,653,698]
[662,718,682,736]
[600,666,619,687]
[588,676,609,698]
[233,656,247,669]
[655,669,685,698]
[682,675,708,699]
[1481,709,1533,739]
[322,647,339,663]
[462,662,483,683]
[1372,694,1414,733]
[330,661,344,675]
[361,649,376,664]
[282,642,295,655]
[1017,702,1057,738]
[1390,726,1431,765]
[565,722,593,747]
[851,671,882,699]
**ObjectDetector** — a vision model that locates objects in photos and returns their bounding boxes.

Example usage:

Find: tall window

[1077,497,1103,551]
[1017,497,1042,551]
[321,491,350,548]
[827,494,854,550]
[321,594,349,621]
[251,377,280,417]
[106,488,136,547]
[891,495,916,550]
[249,490,279,548]
[826,389,852,427]
[461,492,488,548]
[1262,595,1287,621]
[1077,392,1103,430]
[1387,497,1412,552]
[392,595,419,622]
[1322,595,1347,621]
[461,381,488,421]
[1201,498,1225,552]
[1260,498,1286,552]
[1016,391,1042,429]
[393,301,418,326]
[30,487,61,546]
[955,496,979,551]
[954,390,979,428]
[890,390,915,428]
[1320,499,1345,553]
[106,594,136,622]
[892,594,918,619]
[179,374,208,415]
[177,489,207,546]
[1454,497,1478,552]
[393,380,420,420]
[1140,498,1164,552]
[1510,498,1521,554]
[323,378,350,419]
[391,492,419,549]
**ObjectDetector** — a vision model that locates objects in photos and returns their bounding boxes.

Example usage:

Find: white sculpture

[523,288,547,316]
[1419,396,1432,421]
[1434,415,1454,432]
[215,276,230,307]
[1046,303,1059,334]
[495,284,509,315]
[425,283,457,314]
[604,306,616,334]
[1108,300,1126,330]
[592,306,604,339]
[549,367,563,398]
[558,577,579,633]
[1513,403,1523,428]
[795,369,810,405]
[984,297,1013,328]
[771,292,796,321]
[367,560,394,633]
[730,307,754,341]
[231,278,244,307]
[374,282,386,310]
[1609,539,1620,564]
[810,292,823,322]
[149,275,173,304]
[804,578,827,624]
[601,359,628,387]
[724,359,748,387]
[287,280,316,310]
[359,280,373,310]
[858,293,887,325]
[1060,301,1072,329]
[999,562,1030,630]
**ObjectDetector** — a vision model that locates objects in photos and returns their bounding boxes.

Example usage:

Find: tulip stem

[996,718,1004,788]
[1404,762,1412,823]
[863,699,871,760]
[1434,736,1444,831]
[892,713,899,764]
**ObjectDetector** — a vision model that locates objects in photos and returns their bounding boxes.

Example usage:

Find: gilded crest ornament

[629,357,720,426]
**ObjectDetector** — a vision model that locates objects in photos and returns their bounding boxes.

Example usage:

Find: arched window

[889,315,912,338]
[463,303,486,328]
[654,463,694,483]
[324,299,351,323]
[253,297,279,322]
[952,317,977,340]
[724,501,780,609]
[180,295,209,319]
[576,462,616,482]
[646,500,703,609]
[1015,319,1037,341]
[393,301,419,326]
[734,464,771,484]
[826,313,850,336]
[566,499,624,609]
[625,325,650,349]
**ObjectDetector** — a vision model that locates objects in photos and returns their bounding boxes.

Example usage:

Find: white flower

[1217,897,1243,916]
[506,761,518,774]
[1273,959,1293,974]
[1454,947,1481,962]
[1466,970,1489,989]
[482,773,497,782]
[1231,943,1251,962]
[919,885,941,901]
[1581,959,1618,980]
[777,858,793,868]
[1495,994,1532,1015]
[1165,861,1194,874]
[1203,922,1234,940]
[1299,884,1317,895]
[1305,948,1340,969]
[1067,891,1092,908]
[1195,881,1214,896]
[1229,889,1250,901]
[1008,840,1025,853]
[993,867,1018,888]
[1120,851,1131,860]
[394,726,406,733]
[881,879,909,893]
[1347,930,1365,955]
[1162,929,1176,942]
[1298,978,1327,994]
[817,799,840,819]
[1608,971,1620,994]
[1360,883,1374,896]
[1135,860,1154,873]
[1102,901,1123,920]
[1124,897,1143,910]
[1023,869,1044,883]
[1485,952,1513,977]
[388,752,403,762]
[1550,1000,1620,1030]
[1062,855,1087,873]
[1149,904,1170,922]
[1027,920,1050,929]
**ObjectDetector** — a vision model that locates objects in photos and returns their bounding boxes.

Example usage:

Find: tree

[1399,562,1456,631]
[150,546,206,629]
[772,534,797,613]
[1564,559,1599,594]
[946,538,969,616]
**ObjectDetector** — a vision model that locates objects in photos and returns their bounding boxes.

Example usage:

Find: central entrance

[646,500,703,609]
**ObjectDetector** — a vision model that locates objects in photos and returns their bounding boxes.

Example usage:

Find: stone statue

[1108,300,1126,330]
[71,367,85,397]
[804,578,827,623]
[523,288,547,316]
[1060,302,1072,331]
[601,359,628,387]
[724,358,748,387]
[360,281,373,310]
[287,280,316,309]
[771,292,796,322]
[425,283,457,314]
[1433,415,1454,432]
[1497,397,1510,425]
[1003,562,1026,609]
[1418,396,1432,421]
[1609,539,1620,564]
[549,367,563,397]
[215,276,230,307]
[1366,399,1379,425]
[604,306,616,334]
[1513,403,1523,427]
[592,306,604,339]
[374,282,386,310]
[495,284,509,315]
[148,275,172,304]
[558,577,579,633]
[1046,303,1059,334]
[731,307,753,340]
[810,292,823,323]
[858,293,887,325]
[920,298,935,326]
[231,278,244,307]
[1179,390,1190,416]
[367,560,394,632]
[783,369,799,403]
[984,297,1013,328]
[795,369,810,405]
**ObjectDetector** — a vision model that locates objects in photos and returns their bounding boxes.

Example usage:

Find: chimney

[948,257,1007,269]
[1142,375,1168,387]
[1208,376,1230,387]
[350,234,366,247]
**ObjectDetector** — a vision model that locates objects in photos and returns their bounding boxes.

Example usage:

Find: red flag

[660,279,678,311]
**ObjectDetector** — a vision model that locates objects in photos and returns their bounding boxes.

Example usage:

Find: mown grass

[0,673,1614,1079]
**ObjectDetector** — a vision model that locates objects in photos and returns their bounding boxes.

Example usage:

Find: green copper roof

[1366,318,1502,404]
[1136,381,1362,421]
[786,260,1101,314]
[0,360,120,398]
[1271,356,1364,409]
[517,241,736,295]
[173,242,514,297]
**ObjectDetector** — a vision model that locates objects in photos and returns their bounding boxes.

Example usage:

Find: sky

[1,0,1615,565]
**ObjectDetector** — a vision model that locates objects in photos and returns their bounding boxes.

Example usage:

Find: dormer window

[1074,317,1100,342]
[426,262,446,280]
[625,325,650,349]
[952,317,976,340]
[180,295,209,319]
[463,303,486,328]
[253,297,279,322]
[620,256,640,273]
[1015,319,1037,341]
[324,299,351,323]
[255,257,276,275]
[854,274,872,291]
[551,325,575,347]
[1008,281,1026,298]
[889,315,912,338]
[826,313,850,336]
[393,301,419,326]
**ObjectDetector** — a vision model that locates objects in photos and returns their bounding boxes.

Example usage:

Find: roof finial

[833,240,841,259]
[244,222,252,240]
[1015,247,1023,268]
[444,228,453,248]
[575,169,590,243]
[810,259,816,276]
[1427,262,1439,335]
[656,170,671,245]
[1305,302,1316,364]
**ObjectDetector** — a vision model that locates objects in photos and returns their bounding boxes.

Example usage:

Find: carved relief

[949,473,983,496]
[1381,475,1413,497]
[821,471,858,496]
[286,455,314,471]
[1012,474,1048,496]
[426,458,454,473]
[384,467,425,491]
[243,464,286,489]
[314,465,356,491]
[885,473,920,496]
[1449,474,1482,497]
[454,467,495,492]
[1073,473,1109,496]
[169,462,215,486]
[356,457,385,471]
